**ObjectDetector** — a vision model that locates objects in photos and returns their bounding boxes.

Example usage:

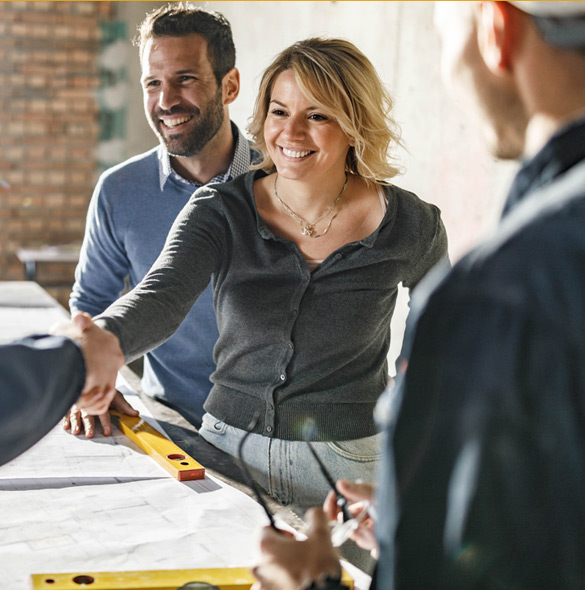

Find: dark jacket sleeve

[0,335,85,466]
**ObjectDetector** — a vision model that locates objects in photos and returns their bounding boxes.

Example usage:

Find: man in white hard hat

[251,2,585,589]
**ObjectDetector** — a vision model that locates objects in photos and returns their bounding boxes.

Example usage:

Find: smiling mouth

[161,115,193,129]
[280,147,314,159]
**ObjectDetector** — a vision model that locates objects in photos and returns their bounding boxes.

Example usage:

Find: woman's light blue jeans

[199,412,382,517]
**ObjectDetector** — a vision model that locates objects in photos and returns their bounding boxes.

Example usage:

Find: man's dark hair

[134,3,236,84]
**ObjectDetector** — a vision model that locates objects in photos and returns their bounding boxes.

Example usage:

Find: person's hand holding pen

[251,480,377,590]
[252,508,344,590]
[241,415,347,589]
[323,480,379,559]
[249,414,376,588]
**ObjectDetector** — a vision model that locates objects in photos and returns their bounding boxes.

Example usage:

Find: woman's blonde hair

[248,37,403,184]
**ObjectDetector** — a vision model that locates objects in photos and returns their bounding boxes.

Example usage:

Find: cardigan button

[266,425,273,433]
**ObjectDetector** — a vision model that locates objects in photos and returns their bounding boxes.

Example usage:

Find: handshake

[51,312,126,417]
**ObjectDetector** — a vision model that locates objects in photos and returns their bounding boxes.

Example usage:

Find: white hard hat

[509,2,585,17]
[509,1,585,52]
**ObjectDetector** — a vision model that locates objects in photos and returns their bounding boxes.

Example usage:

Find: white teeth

[282,147,312,158]
[164,116,191,128]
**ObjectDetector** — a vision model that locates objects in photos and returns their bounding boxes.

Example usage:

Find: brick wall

[0,1,115,307]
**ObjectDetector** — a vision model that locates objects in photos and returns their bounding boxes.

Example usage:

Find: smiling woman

[77,36,449,516]
[249,38,402,185]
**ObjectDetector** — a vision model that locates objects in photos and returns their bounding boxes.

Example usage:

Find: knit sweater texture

[97,169,448,440]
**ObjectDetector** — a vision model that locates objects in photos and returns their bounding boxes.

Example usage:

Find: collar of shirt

[157,121,252,192]
[503,114,585,218]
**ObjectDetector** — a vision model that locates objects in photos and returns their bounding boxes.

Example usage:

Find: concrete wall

[116,1,519,371]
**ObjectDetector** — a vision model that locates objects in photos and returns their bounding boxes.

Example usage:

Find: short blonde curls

[248,37,403,184]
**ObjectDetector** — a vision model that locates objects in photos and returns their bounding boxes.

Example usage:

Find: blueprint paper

[0,403,267,587]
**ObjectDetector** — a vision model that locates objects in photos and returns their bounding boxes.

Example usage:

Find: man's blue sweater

[70,130,254,427]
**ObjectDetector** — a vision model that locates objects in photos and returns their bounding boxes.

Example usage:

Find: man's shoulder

[430,165,585,324]
[478,161,585,272]
[99,147,160,186]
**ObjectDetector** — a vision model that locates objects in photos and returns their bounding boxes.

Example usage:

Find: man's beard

[153,87,224,157]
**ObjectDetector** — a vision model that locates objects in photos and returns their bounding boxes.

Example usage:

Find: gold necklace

[273,173,348,238]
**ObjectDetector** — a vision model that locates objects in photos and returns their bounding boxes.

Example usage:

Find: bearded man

[68,4,255,436]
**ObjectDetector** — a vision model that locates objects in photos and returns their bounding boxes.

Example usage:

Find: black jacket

[379,116,585,589]
[0,335,85,465]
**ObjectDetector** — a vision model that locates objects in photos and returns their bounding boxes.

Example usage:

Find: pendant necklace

[273,173,348,238]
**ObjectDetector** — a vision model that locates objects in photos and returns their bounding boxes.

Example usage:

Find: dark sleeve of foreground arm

[0,335,85,466]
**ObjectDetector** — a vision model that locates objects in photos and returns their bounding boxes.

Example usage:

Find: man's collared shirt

[158,121,252,191]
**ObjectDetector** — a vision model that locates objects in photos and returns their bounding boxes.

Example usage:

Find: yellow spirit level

[111,410,205,481]
[31,567,354,589]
